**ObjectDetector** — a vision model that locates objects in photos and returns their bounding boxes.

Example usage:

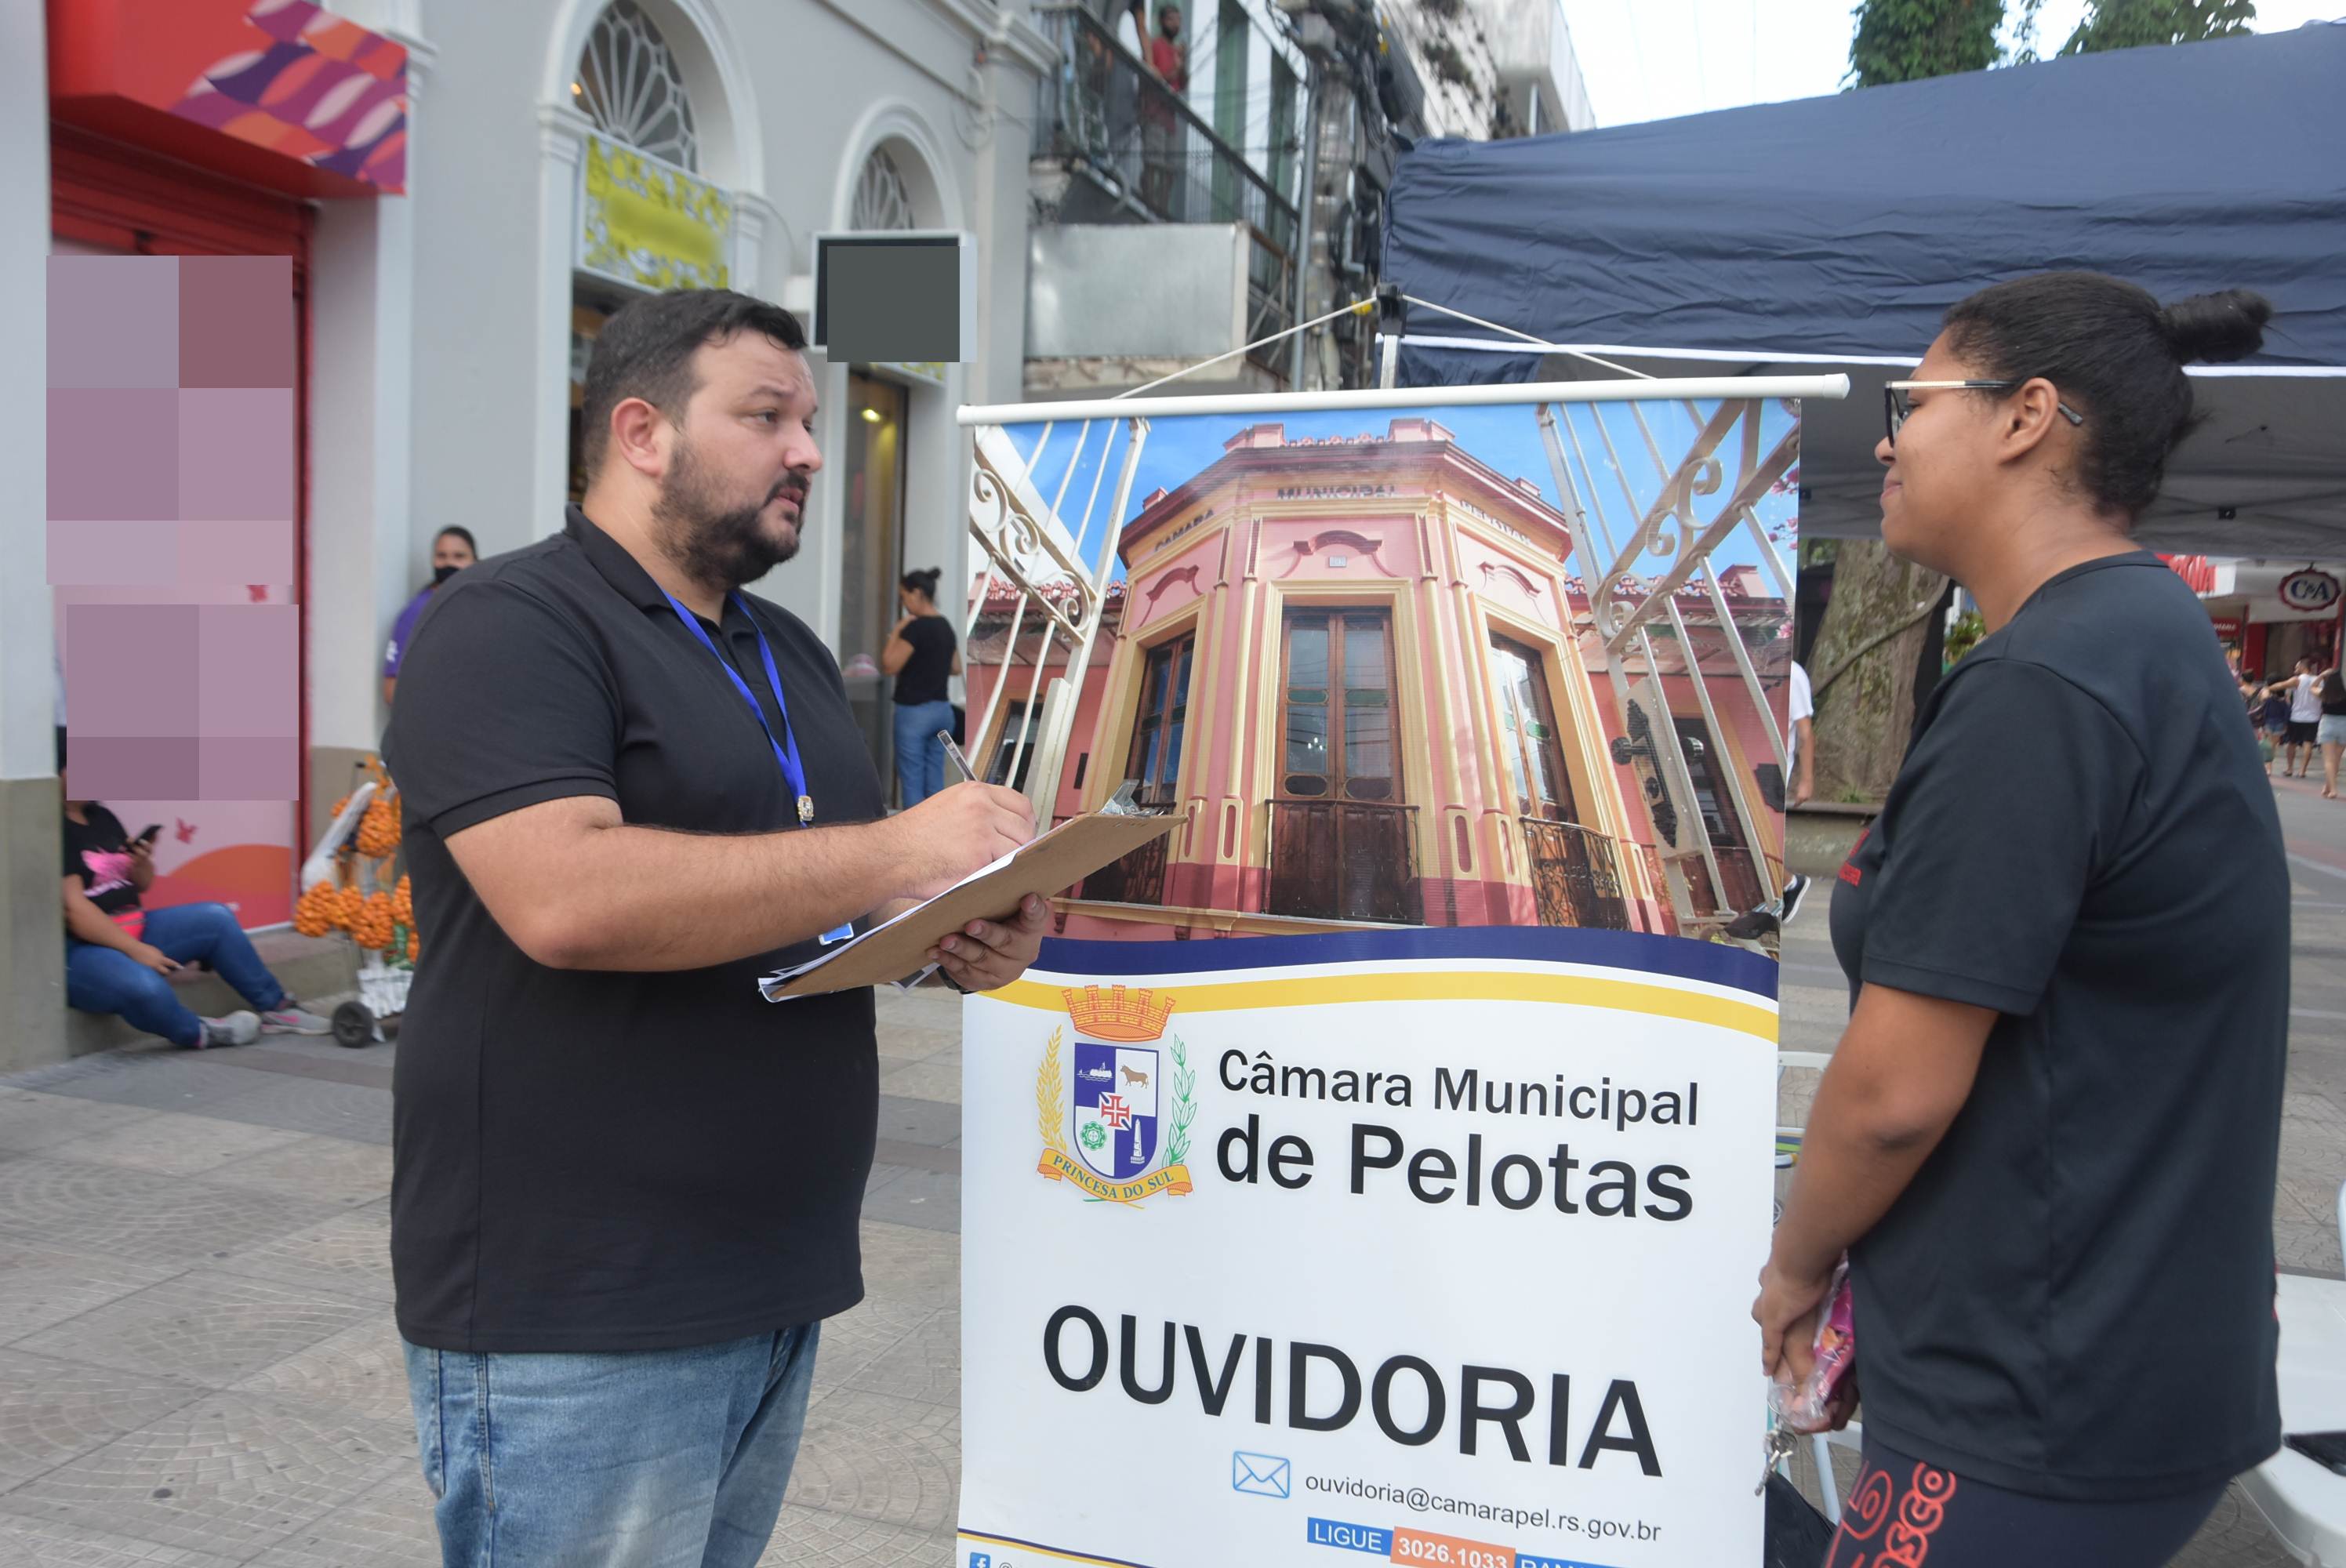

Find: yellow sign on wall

[579,135,732,292]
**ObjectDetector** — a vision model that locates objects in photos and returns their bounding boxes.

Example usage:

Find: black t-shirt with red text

[63,805,142,919]
[1828,552,2286,1501]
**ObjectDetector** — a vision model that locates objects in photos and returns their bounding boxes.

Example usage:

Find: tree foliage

[1847,0,2006,87]
[1810,0,2258,805]
[2060,0,2257,54]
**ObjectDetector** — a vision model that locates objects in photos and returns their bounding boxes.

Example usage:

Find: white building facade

[3,0,1051,1071]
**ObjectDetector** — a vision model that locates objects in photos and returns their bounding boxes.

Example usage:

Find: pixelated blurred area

[49,253,300,922]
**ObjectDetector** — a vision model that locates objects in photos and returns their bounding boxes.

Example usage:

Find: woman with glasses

[1756,274,2285,1566]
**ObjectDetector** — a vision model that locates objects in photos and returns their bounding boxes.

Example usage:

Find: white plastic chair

[1775,1051,1832,1171]
[2232,1176,2346,1563]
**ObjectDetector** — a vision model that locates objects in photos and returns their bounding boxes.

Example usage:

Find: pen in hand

[939,729,977,786]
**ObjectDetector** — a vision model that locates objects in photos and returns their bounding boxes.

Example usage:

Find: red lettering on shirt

[1839,826,1871,887]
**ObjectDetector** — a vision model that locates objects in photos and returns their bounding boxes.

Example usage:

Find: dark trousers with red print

[1825,1441,2225,1568]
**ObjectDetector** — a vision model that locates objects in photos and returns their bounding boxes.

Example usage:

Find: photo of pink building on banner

[961,395,1799,944]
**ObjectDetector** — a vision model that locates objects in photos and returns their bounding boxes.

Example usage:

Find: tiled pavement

[0,990,968,1567]
[0,775,2338,1564]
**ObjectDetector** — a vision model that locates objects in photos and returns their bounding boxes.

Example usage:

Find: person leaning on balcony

[1138,2,1187,216]
[1106,0,1146,176]
[1755,274,2286,1566]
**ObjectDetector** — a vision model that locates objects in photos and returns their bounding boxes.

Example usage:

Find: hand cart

[293,759,419,1047]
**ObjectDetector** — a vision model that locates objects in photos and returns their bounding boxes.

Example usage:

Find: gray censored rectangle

[49,255,298,803]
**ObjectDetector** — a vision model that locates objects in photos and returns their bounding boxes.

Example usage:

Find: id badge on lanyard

[663,590,854,945]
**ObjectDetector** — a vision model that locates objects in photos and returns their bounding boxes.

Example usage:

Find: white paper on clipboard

[754,808,1179,1001]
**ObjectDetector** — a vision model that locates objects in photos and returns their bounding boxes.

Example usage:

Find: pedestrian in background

[881,566,961,808]
[1138,3,1188,216]
[2318,660,2344,800]
[1778,658,1816,923]
[2258,673,2293,775]
[381,526,478,706]
[2268,655,2322,780]
[1758,274,2286,1566]
[2239,670,2271,764]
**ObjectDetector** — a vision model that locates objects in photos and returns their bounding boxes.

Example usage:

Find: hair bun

[2159,289,2272,365]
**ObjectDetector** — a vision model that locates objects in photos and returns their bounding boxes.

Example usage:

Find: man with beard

[383,289,1044,1566]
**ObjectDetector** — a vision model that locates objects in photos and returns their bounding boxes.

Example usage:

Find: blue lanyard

[660,589,815,827]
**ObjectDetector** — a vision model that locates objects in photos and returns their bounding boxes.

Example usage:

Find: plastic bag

[1768,1257,1855,1434]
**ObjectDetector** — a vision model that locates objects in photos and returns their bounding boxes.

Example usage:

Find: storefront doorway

[837,371,911,794]
[567,288,630,505]
[49,129,311,930]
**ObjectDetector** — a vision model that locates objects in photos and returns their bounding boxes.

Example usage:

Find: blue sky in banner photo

[993,399,1801,590]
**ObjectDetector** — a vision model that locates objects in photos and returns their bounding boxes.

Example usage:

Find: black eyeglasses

[1883,380,2086,448]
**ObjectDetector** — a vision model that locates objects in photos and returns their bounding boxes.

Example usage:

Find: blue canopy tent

[1381,24,2346,554]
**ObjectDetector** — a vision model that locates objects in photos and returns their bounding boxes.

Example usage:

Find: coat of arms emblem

[1036,985,1195,1204]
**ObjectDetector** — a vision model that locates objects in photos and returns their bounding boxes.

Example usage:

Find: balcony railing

[1520,819,1632,932]
[1683,845,1767,920]
[1080,831,1171,908]
[1031,4,1298,376]
[1267,801,1422,925]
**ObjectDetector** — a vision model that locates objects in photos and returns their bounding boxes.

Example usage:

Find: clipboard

[757,806,1181,1000]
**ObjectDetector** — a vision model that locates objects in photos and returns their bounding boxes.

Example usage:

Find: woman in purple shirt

[383,527,477,705]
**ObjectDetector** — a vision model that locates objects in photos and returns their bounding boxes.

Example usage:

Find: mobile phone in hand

[133,824,162,848]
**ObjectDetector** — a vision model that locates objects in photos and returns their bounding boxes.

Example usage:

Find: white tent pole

[1632,405,1787,772]
[1701,560,1785,773]
[1044,422,1095,546]
[1022,418,1152,818]
[971,597,1028,776]
[1625,403,1777,901]
[1399,293,1655,380]
[1539,405,1651,930]
[959,375,1853,426]
[1568,408,1725,917]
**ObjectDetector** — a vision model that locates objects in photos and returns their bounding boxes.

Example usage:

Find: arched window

[574,1,700,170]
[851,147,917,231]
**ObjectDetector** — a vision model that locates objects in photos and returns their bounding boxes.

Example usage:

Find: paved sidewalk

[0,986,967,1566]
[2,780,2337,1565]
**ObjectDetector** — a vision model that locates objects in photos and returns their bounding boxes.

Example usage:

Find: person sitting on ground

[63,799,332,1048]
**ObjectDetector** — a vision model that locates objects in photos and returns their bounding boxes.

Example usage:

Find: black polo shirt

[383,506,886,1354]
[1829,552,2286,1501]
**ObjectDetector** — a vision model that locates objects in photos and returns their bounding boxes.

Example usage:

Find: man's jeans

[65,902,286,1048]
[403,1325,819,1568]
[894,697,954,808]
